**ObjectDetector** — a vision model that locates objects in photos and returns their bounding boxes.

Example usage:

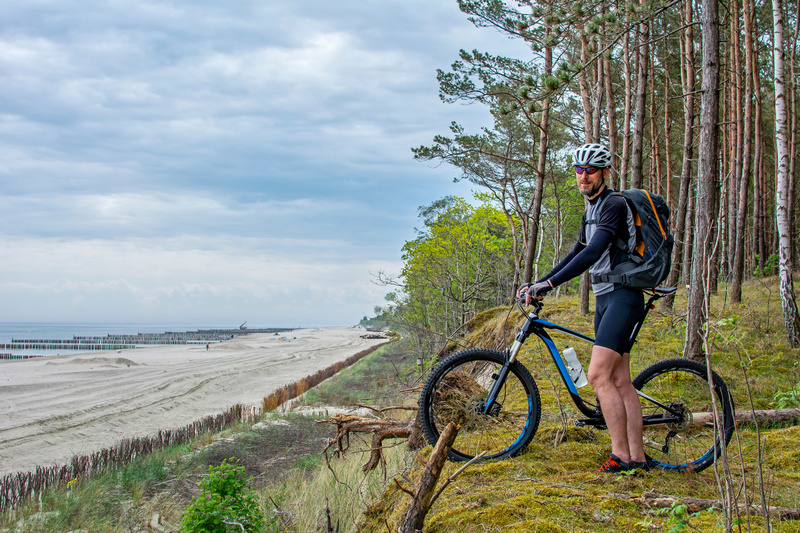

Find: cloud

[0,235,399,324]
[0,0,530,325]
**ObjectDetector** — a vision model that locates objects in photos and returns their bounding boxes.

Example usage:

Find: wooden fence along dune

[0,341,389,511]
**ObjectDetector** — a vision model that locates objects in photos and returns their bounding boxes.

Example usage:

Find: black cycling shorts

[594,286,646,355]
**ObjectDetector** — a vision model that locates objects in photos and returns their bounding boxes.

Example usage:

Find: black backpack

[591,189,674,289]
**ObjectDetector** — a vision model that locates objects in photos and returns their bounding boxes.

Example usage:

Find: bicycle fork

[481,334,526,415]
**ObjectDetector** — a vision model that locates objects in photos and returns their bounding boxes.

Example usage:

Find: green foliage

[297,341,416,407]
[390,197,518,354]
[118,452,169,493]
[772,382,800,408]
[656,500,714,532]
[181,459,265,533]
[753,253,780,277]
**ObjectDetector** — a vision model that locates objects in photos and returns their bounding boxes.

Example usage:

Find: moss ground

[359,278,800,533]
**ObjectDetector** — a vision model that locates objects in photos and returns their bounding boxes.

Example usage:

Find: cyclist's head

[573,143,610,198]
[572,143,612,169]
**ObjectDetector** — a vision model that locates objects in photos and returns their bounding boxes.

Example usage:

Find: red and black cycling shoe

[597,454,631,473]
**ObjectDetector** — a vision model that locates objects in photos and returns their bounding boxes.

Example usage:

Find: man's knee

[587,345,621,388]
[615,378,638,398]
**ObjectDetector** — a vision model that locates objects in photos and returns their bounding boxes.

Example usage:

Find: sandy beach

[0,327,385,476]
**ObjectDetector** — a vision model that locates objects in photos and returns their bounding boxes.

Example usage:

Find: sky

[0,0,531,327]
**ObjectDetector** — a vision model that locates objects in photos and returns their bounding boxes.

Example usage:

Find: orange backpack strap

[644,189,668,240]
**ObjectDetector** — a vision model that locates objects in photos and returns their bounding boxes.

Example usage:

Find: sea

[0,322,257,357]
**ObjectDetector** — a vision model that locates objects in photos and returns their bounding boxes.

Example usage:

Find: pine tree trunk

[728,2,744,279]
[732,0,756,303]
[522,32,552,283]
[788,1,799,270]
[649,57,660,193]
[593,57,603,142]
[685,0,720,360]
[604,42,619,190]
[631,2,649,189]
[580,271,590,316]
[663,0,696,311]
[580,35,593,143]
[621,31,633,190]
[662,14,673,204]
[682,183,695,284]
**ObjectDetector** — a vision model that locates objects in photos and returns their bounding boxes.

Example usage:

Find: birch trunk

[772,0,800,347]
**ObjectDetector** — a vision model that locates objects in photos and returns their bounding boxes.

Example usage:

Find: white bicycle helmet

[573,143,612,168]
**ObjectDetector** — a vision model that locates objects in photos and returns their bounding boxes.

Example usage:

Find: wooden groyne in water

[0,328,288,360]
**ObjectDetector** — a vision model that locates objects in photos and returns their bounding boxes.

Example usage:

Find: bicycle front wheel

[633,358,735,472]
[419,348,541,462]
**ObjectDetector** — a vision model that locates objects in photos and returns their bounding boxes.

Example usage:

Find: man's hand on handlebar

[517,280,553,305]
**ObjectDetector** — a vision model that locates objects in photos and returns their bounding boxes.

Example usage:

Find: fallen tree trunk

[691,408,800,427]
[639,492,800,521]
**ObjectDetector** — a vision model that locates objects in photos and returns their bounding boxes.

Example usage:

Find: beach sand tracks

[45,357,141,368]
[0,327,386,476]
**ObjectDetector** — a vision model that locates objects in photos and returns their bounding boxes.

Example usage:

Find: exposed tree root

[320,406,424,473]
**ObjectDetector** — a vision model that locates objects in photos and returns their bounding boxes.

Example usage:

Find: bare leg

[587,345,631,462]
[614,353,645,463]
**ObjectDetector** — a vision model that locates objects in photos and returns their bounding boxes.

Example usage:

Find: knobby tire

[419,348,541,462]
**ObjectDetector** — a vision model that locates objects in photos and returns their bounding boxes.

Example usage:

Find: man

[518,143,647,473]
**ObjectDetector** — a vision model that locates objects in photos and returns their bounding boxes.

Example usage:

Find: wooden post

[399,422,458,533]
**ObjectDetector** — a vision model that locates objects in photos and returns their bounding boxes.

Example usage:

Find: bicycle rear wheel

[419,348,541,461]
[633,358,735,472]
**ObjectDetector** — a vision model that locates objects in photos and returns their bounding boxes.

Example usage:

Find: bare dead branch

[399,422,459,533]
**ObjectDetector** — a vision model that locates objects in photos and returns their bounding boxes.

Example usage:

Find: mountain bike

[418,288,736,472]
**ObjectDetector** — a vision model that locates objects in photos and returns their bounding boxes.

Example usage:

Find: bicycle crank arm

[575,418,606,429]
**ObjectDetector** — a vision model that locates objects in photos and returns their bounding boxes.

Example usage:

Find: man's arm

[544,229,614,287]
[538,240,585,283]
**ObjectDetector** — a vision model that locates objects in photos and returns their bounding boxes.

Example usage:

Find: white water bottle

[563,346,588,388]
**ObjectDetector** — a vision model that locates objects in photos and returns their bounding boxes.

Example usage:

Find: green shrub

[181,458,265,533]
[773,382,800,408]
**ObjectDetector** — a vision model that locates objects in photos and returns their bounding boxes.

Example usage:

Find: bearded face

[576,167,607,198]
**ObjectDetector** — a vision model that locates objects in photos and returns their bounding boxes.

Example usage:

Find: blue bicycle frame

[496,307,599,418]
[482,291,685,425]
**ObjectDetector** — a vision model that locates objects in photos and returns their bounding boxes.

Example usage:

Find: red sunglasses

[574,166,602,175]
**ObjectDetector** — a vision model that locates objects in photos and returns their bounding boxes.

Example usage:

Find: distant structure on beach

[0,328,287,360]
